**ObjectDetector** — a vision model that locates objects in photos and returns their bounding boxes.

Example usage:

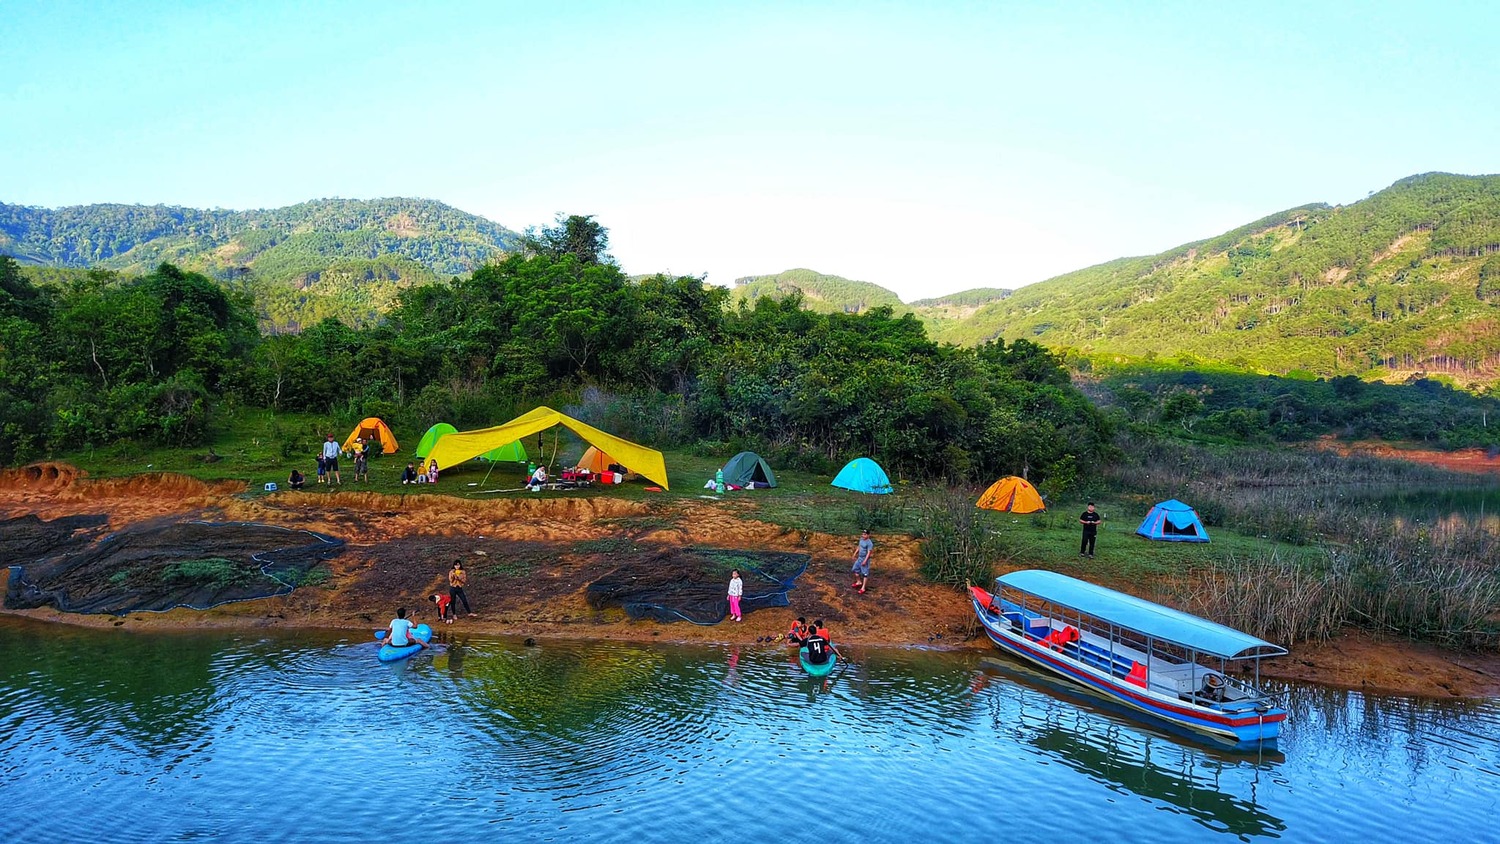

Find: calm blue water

[0,617,1496,843]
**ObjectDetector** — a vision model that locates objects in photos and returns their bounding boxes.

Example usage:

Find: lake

[1,617,1496,842]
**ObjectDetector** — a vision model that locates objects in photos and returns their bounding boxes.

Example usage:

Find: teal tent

[831,458,892,494]
[415,423,457,459]
[479,440,527,462]
[1136,499,1210,542]
[719,451,777,488]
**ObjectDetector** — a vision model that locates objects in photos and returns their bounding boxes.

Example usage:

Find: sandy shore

[3,464,1497,699]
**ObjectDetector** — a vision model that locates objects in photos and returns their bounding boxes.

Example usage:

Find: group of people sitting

[786,616,835,666]
[402,460,441,485]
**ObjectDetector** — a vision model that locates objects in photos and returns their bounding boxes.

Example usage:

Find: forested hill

[0,198,522,330]
[730,268,1011,319]
[927,173,1500,386]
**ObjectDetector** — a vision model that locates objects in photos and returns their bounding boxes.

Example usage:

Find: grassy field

[44,407,1498,647]
[51,407,1310,580]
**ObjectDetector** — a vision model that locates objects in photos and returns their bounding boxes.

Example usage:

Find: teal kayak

[798,646,837,677]
[374,623,433,662]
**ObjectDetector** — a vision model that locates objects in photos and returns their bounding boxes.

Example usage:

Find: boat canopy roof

[995,570,1287,660]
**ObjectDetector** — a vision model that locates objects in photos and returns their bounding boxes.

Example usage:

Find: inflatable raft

[375,623,433,662]
[798,646,837,677]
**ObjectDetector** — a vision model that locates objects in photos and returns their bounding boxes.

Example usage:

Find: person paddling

[802,623,833,667]
[378,607,428,650]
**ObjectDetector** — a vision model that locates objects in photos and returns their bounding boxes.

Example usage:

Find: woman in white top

[529,465,548,490]
[727,569,744,622]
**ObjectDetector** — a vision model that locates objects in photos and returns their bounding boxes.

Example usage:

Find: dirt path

[2,463,1496,699]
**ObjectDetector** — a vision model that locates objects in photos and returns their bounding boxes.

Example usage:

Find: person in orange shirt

[787,617,809,645]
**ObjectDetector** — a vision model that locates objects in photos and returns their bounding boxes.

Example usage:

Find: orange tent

[976,476,1045,513]
[342,417,399,454]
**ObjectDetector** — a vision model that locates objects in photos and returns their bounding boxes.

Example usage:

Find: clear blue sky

[3,0,1497,299]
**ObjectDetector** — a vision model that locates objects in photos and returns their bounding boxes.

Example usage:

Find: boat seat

[1074,640,1135,676]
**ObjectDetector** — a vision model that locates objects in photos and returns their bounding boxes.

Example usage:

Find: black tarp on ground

[4,517,344,614]
[585,547,809,625]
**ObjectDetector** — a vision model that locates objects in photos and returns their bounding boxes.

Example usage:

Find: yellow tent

[342,417,399,454]
[976,476,1045,513]
[426,407,669,489]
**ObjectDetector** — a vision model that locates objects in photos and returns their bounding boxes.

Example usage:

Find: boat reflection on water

[979,656,1287,839]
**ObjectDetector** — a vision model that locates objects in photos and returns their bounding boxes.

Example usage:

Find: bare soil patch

[2,467,1496,698]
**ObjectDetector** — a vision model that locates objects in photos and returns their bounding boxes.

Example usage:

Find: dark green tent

[720,451,777,488]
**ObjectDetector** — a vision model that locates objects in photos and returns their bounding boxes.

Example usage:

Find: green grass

[976,505,1322,581]
[53,414,1329,582]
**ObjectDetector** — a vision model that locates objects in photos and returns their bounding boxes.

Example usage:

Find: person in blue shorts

[851,529,874,594]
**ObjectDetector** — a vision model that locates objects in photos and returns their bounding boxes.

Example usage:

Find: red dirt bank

[2,464,1496,699]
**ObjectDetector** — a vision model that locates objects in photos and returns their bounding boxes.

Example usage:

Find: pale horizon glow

[3,1,1497,301]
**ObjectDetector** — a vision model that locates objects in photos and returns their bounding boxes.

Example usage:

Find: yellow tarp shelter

[976,476,1045,513]
[343,417,399,454]
[426,407,669,489]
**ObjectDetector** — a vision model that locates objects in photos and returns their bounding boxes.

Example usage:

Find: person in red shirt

[429,592,453,624]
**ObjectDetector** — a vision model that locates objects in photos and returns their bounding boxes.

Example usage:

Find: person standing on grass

[354,446,369,483]
[851,529,874,594]
[449,560,472,617]
[315,454,327,484]
[1079,503,1101,558]
[727,569,744,622]
[321,434,342,485]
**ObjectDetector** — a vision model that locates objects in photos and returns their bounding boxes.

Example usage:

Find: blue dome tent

[1136,499,1210,542]
[831,458,893,494]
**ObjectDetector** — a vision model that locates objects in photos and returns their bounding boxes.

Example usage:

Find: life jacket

[788,621,807,639]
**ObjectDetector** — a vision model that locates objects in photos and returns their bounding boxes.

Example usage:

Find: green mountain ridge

[0,197,522,330]
[930,172,1500,385]
[10,173,1500,386]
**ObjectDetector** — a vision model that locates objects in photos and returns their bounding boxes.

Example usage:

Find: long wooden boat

[971,570,1288,745]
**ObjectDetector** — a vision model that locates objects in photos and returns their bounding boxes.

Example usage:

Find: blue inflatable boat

[798,646,837,677]
[375,623,433,662]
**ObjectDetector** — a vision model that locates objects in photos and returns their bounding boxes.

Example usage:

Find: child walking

[727,569,744,622]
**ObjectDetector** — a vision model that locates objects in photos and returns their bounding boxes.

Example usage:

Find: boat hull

[973,598,1284,745]
[798,647,837,677]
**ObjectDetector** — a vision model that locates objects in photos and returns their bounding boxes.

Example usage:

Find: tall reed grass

[1121,435,1500,648]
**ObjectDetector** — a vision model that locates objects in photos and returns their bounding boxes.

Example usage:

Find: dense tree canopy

[0,243,1114,487]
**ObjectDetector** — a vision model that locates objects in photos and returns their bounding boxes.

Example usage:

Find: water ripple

[0,619,1497,842]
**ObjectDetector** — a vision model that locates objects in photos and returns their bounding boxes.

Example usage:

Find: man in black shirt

[803,628,832,665]
[1079,503,1101,558]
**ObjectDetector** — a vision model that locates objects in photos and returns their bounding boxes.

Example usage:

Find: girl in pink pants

[727,570,744,621]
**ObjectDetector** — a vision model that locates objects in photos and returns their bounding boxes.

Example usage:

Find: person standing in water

[448,560,472,617]
[851,529,874,594]
[1079,503,1102,558]
[727,569,744,622]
